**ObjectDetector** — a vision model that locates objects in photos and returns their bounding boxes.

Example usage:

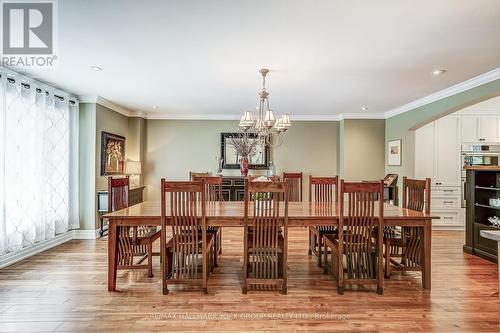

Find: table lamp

[125,160,142,188]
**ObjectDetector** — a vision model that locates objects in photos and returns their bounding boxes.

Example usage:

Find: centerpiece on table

[228,133,260,176]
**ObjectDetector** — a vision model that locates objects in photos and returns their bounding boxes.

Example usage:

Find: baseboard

[72,229,100,240]
[0,232,74,269]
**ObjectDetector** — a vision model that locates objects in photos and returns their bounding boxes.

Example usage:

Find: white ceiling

[14,0,500,119]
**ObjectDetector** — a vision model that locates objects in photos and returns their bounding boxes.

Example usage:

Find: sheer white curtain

[0,71,79,256]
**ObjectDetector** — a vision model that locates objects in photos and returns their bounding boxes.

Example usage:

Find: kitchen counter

[480,230,500,242]
[463,166,500,171]
[480,230,500,302]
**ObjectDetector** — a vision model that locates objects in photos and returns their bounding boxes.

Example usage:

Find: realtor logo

[1,0,57,67]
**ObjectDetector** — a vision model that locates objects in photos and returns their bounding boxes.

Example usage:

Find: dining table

[104,200,438,292]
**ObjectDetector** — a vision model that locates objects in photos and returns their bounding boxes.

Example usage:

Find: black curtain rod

[4,75,76,105]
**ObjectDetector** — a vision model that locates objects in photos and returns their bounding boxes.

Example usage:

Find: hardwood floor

[0,229,499,332]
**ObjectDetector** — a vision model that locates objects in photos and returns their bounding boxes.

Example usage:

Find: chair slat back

[400,177,430,268]
[161,179,206,280]
[189,171,210,180]
[247,175,280,182]
[339,180,384,280]
[309,176,338,202]
[244,180,288,280]
[403,177,431,214]
[193,175,223,202]
[108,177,129,212]
[283,172,303,201]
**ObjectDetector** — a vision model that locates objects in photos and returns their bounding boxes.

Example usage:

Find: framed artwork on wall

[220,132,270,169]
[387,139,402,166]
[100,131,126,175]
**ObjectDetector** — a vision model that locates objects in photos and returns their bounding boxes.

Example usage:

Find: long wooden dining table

[104,200,438,292]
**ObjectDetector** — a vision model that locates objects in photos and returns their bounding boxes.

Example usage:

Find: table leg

[108,219,118,291]
[99,213,104,237]
[422,220,432,290]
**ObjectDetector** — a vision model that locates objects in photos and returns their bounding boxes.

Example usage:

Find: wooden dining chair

[242,180,289,294]
[160,179,215,295]
[247,175,280,182]
[282,172,303,201]
[323,180,384,295]
[109,176,160,278]
[308,176,338,267]
[189,171,210,180]
[384,177,431,278]
[192,175,223,265]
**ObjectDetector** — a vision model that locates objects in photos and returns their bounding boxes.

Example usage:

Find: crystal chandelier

[238,68,291,147]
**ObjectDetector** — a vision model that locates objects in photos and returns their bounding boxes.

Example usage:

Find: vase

[240,157,249,176]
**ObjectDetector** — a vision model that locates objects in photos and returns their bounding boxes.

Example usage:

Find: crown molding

[384,67,500,119]
[79,95,146,118]
[340,113,386,120]
[145,113,345,121]
[146,113,241,120]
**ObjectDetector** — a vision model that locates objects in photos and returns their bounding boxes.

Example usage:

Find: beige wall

[341,119,385,181]
[127,117,147,185]
[144,120,339,200]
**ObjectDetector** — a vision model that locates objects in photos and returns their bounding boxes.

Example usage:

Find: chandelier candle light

[231,68,291,176]
[238,68,291,146]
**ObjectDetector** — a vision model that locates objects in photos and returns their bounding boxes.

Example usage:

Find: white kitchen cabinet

[478,116,499,142]
[415,115,463,230]
[460,115,500,142]
[416,115,460,186]
[435,116,461,186]
[461,115,479,142]
[415,121,435,180]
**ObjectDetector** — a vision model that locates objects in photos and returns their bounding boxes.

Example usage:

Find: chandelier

[238,68,291,147]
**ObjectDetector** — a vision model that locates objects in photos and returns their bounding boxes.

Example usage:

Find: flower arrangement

[107,141,123,161]
[228,133,260,160]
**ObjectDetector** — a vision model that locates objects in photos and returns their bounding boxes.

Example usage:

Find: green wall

[78,103,97,231]
[95,104,130,191]
[385,78,500,189]
[78,103,147,230]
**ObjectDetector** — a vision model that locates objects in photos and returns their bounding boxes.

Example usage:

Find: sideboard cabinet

[221,176,245,201]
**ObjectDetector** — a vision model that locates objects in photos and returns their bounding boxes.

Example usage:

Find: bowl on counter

[489,198,500,207]
[488,216,500,227]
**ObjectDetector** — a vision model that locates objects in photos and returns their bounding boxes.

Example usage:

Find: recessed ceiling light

[90,66,103,71]
[152,105,159,109]
[361,107,368,111]
[432,69,446,76]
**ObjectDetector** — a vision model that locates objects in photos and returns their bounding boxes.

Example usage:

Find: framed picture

[220,132,269,169]
[387,139,402,166]
[100,132,126,175]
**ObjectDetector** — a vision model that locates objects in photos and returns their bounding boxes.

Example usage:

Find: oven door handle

[462,152,500,156]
